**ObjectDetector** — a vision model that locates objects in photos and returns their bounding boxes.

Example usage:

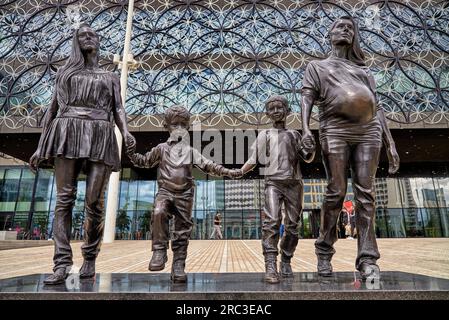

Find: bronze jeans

[52,157,111,272]
[151,187,194,260]
[262,180,303,261]
[315,136,381,270]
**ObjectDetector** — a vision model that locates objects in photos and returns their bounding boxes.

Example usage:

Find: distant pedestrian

[210,213,223,240]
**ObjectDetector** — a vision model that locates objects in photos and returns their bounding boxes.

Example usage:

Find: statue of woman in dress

[29,24,136,284]
[300,16,400,279]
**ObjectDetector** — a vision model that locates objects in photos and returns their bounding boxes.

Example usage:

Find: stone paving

[0,238,448,280]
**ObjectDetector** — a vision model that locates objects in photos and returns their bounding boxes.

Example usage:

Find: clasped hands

[124,132,137,156]
[300,129,316,155]
[222,168,244,179]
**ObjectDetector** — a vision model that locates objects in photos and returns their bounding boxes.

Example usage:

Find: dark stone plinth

[1,272,448,300]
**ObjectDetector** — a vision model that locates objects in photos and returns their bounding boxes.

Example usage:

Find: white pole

[103,0,135,243]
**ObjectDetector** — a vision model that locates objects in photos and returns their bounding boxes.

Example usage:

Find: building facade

[1,164,448,239]
[1,0,448,240]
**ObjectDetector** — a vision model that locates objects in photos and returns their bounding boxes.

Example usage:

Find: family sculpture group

[29,16,400,285]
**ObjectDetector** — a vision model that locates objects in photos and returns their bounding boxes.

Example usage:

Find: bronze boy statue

[128,105,241,282]
[239,96,314,283]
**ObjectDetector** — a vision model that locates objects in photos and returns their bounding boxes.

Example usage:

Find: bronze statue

[128,105,241,283]
[240,96,314,283]
[29,24,136,284]
[300,16,400,279]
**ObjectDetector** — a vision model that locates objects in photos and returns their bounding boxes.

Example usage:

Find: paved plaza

[0,239,448,280]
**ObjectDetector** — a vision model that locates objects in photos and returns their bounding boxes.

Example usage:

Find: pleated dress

[38,68,121,172]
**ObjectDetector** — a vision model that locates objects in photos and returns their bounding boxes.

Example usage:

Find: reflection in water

[1,272,448,294]
[170,282,188,292]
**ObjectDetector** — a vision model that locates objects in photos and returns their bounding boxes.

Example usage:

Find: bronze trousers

[52,157,111,272]
[151,187,194,260]
[315,136,381,270]
[262,180,303,261]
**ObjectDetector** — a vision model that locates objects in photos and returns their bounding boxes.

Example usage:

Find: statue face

[167,115,189,141]
[330,19,354,46]
[266,100,288,122]
[78,26,100,52]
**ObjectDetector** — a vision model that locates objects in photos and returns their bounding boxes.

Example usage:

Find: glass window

[193,209,206,239]
[128,180,139,211]
[408,178,440,208]
[136,180,157,211]
[421,207,443,237]
[403,208,425,237]
[16,169,34,211]
[12,211,28,235]
[116,210,133,239]
[242,210,260,239]
[74,179,86,212]
[34,169,54,212]
[0,212,14,231]
[375,209,388,238]
[47,211,55,239]
[72,210,85,239]
[303,195,314,210]
[383,208,406,238]
[119,180,130,210]
[1,163,448,240]
[224,210,243,239]
[434,178,449,204]
[439,207,449,238]
[136,210,151,240]
[31,211,49,240]
[0,168,21,212]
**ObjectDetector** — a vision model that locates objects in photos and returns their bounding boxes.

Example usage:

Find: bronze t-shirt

[130,139,226,192]
[301,57,382,142]
[248,129,303,181]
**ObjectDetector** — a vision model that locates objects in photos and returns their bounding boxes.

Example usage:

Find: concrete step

[0,240,54,251]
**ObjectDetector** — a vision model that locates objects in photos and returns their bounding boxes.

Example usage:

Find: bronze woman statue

[301,16,400,279]
[29,24,135,284]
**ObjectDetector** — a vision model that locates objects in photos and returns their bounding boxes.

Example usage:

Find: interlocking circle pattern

[1,0,448,129]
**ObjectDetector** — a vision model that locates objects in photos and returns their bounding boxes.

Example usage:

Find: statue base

[1,272,448,300]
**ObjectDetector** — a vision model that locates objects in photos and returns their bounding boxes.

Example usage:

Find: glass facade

[1,166,449,240]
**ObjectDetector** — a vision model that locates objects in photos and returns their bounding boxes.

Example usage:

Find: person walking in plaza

[300,16,400,280]
[29,24,136,284]
[210,213,223,239]
[128,105,241,282]
[239,95,314,283]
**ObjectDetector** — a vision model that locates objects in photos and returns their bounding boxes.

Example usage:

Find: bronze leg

[52,157,82,272]
[261,183,283,257]
[151,189,175,251]
[350,141,382,270]
[315,137,350,260]
[280,181,303,261]
[171,188,194,256]
[81,161,111,260]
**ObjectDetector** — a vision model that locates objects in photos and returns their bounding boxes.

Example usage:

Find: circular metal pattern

[0,0,448,129]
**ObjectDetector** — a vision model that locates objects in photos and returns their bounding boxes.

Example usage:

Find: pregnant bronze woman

[29,24,135,284]
[301,16,400,279]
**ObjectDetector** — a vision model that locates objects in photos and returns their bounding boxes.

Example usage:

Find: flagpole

[103,0,135,243]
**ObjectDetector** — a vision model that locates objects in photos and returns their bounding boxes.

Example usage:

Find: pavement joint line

[219,240,228,272]
[240,240,264,263]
